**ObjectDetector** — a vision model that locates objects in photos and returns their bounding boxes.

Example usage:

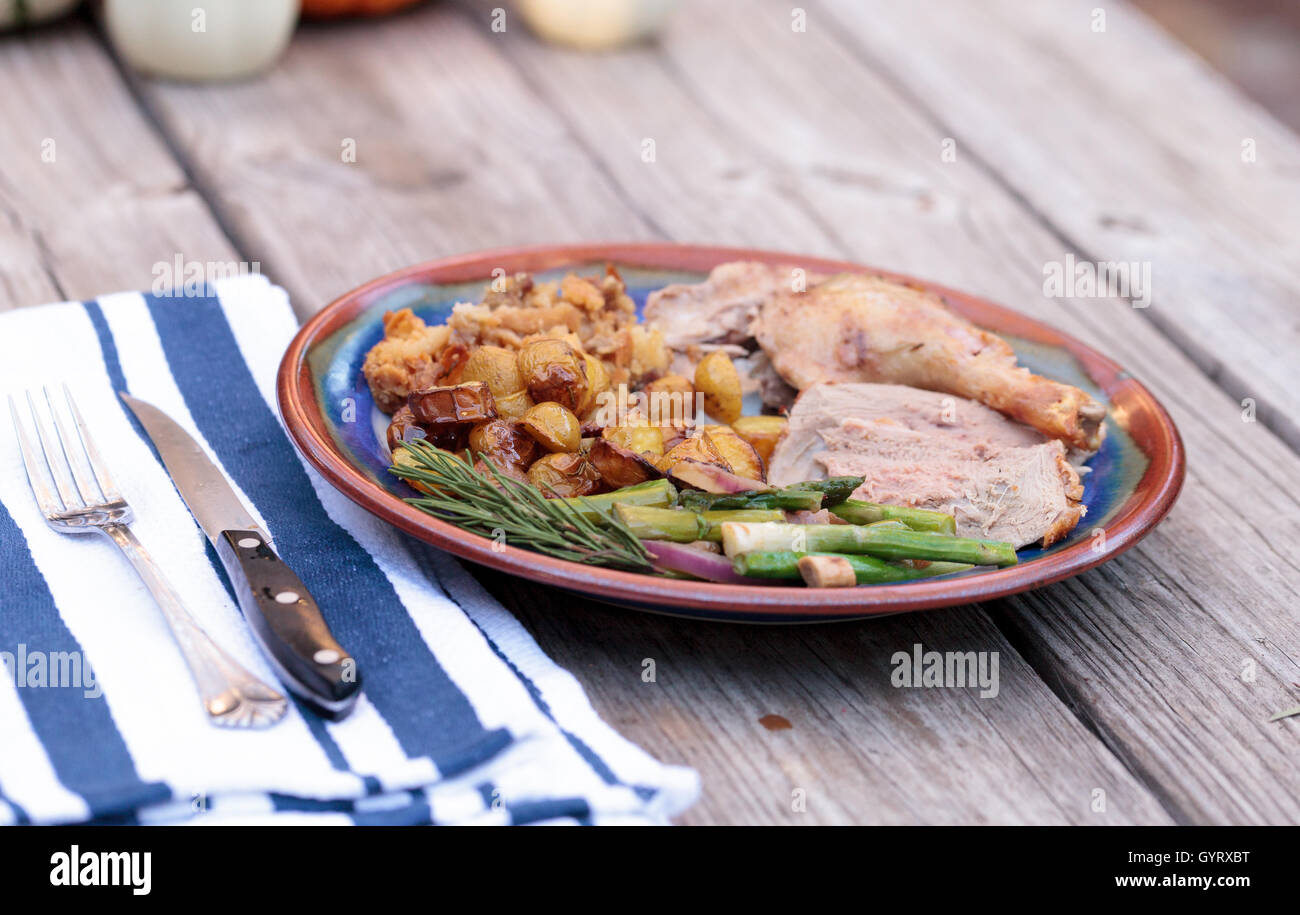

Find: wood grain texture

[123,11,657,318]
[820,0,1300,450]
[127,2,1176,823]
[477,571,1169,825]
[481,0,1300,822]
[0,22,238,308]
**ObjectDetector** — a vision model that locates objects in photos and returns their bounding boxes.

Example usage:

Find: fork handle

[101,523,288,729]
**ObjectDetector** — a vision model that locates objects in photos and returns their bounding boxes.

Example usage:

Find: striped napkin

[0,275,699,825]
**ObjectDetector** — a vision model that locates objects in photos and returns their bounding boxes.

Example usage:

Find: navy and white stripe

[0,277,699,825]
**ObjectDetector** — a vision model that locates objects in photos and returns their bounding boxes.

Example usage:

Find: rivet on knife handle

[214,530,362,720]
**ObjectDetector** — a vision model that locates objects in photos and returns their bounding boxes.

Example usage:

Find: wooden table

[3,0,1297,825]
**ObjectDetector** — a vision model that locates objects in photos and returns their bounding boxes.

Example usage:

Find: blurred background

[1132,0,1300,131]
[2,1,1297,127]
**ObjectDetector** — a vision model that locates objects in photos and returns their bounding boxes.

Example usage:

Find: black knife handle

[214,530,361,720]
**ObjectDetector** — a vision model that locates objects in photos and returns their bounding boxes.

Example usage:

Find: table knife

[121,393,362,720]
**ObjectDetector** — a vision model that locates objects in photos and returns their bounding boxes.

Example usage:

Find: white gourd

[103,0,300,82]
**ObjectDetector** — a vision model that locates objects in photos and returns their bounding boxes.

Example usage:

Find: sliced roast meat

[768,383,1085,547]
[752,272,1106,453]
[644,261,826,351]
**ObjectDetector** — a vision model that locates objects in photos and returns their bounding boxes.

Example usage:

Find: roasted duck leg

[752,272,1106,452]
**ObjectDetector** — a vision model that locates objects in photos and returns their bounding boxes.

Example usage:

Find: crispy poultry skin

[752,273,1106,452]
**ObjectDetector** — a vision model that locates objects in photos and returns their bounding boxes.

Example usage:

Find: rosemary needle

[390,441,655,573]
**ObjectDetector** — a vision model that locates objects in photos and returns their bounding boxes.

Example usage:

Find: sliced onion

[644,540,764,585]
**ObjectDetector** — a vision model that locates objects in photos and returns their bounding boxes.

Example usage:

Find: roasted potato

[601,423,665,457]
[408,382,498,425]
[468,419,540,474]
[658,423,688,453]
[642,374,696,427]
[526,452,602,498]
[407,382,498,451]
[589,437,664,490]
[694,351,743,424]
[520,402,582,453]
[517,338,588,413]
[386,404,429,454]
[462,345,533,419]
[495,391,534,421]
[474,457,529,486]
[461,345,522,397]
[577,352,612,418]
[730,415,787,465]
[391,444,465,496]
[702,427,765,481]
[663,432,730,472]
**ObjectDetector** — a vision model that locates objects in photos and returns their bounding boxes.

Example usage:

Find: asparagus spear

[789,476,864,507]
[560,479,677,522]
[733,550,974,583]
[797,555,857,588]
[720,522,1018,567]
[615,504,704,542]
[677,488,824,512]
[615,505,785,542]
[701,509,786,540]
[830,499,957,535]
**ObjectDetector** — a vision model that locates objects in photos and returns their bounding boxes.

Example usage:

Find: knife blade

[121,392,362,720]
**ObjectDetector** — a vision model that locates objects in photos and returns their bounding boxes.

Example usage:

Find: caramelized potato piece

[520,402,582,453]
[658,423,688,453]
[407,382,498,451]
[589,438,665,490]
[694,351,743,424]
[391,444,465,496]
[474,457,529,486]
[408,382,498,425]
[386,404,429,454]
[468,419,540,473]
[601,423,665,457]
[526,452,602,498]
[663,433,731,472]
[702,427,765,481]
[642,374,697,426]
[518,338,588,412]
[730,415,787,465]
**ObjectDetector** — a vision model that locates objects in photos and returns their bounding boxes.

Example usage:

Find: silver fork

[8,386,288,728]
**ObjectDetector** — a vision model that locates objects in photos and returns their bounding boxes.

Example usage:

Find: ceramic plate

[277,244,1184,622]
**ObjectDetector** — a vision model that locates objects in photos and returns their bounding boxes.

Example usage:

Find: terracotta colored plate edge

[276,243,1186,619]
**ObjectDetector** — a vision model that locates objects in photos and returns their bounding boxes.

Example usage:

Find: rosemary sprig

[390,440,655,573]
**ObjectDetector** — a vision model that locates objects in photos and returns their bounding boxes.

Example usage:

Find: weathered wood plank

[484,0,1300,822]
[820,0,1300,450]
[478,571,1168,825]
[132,3,1172,823]
[0,22,238,308]
[120,14,659,318]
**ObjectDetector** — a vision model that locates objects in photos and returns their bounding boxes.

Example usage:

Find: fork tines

[9,386,122,518]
